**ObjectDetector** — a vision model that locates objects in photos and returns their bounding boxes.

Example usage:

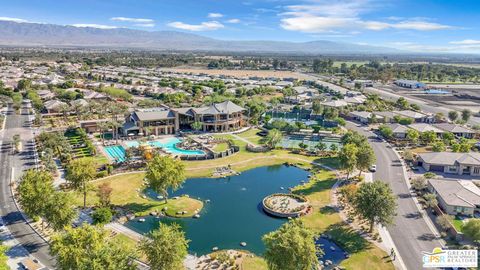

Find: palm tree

[59,104,71,122]
[97,121,109,144]
[73,102,84,120]
[315,142,327,155]
[263,129,282,149]
[109,121,122,143]
[191,121,202,133]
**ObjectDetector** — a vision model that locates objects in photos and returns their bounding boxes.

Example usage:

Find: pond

[125,165,346,264]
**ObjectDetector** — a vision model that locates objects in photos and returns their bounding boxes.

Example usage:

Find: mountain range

[0,21,399,54]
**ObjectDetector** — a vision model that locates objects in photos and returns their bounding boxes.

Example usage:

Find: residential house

[434,123,476,139]
[417,152,480,176]
[373,111,397,123]
[394,110,434,123]
[43,100,68,114]
[388,124,410,139]
[349,111,382,124]
[320,100,348,108]
[428,179,480,216]
[408,123,444,137]
[344,95,366,105]
[37,89,55,101]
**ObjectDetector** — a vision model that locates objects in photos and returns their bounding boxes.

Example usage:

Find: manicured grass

[86,148,390,269]
[92,154,111,166]
[452,217,464,232]
[72,173,203,217]
[213,142,230,152]
[183,147,337,178]
[236,128,264,145]
[242,256,268,270]
[111,232,144,260]
[293,169,394,270]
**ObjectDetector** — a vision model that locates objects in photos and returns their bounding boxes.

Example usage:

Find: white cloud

[0,17,28,23]
[450,39,480,45]
[134,23,155,28]
[280,0,454,33]
[71,24,118,29]
[226,18,241,24]
[110,17,154,23]
[207,13,224,18]
[167,21,224,31]
[393,21,452,31]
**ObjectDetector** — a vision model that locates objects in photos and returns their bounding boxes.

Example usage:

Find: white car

[369,165,377,172]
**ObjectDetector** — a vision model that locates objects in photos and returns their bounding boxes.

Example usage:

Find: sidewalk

[1,218,33,270]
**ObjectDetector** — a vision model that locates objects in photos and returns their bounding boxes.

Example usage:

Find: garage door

[430,165,444,172]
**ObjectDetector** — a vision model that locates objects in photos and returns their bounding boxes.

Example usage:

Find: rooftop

[429,178,480,208]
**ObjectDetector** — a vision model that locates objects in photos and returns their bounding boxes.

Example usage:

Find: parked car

[369,164,377,172]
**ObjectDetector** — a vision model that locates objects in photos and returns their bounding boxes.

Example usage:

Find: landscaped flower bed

[262,193,310,218]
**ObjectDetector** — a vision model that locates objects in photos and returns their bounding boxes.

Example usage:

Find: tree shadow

[293,177,337,196]
[312,157,340,170]
[122,202,161,214]
[325,224,371,254]
[319,205,338,215]
[417,233,440,241]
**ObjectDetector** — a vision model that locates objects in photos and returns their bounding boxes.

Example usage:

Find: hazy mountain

[0,21,399,54]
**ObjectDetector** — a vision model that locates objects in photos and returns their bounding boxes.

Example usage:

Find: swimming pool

[104,145,126,162]
[124,137,205,155]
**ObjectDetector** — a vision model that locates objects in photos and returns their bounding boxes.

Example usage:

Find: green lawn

[452,217,464,232]
[242,256,268,270]
[295,169,394,270]
[111,233,143,260]
[85,148,390,270]
[72,173,203,217]
[213,142,230,152]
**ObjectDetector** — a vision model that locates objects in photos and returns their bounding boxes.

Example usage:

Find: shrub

[411,176,427,191]
[96,171,108,178]
[92,207,112,225]
[424,172,436,179]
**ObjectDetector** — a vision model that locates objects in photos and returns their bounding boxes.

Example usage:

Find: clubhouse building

[122,101,246,136]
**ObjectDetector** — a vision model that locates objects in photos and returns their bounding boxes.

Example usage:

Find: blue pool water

[104,145,126,162]
[424,89,450,94]
[124,138,205,155]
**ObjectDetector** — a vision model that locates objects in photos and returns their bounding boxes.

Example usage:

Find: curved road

[347,122,443,270]
[0,104,55,269]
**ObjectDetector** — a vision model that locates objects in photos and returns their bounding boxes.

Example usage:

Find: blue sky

[1,0,480,53]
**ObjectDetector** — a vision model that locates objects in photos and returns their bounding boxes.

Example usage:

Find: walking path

[230,133,258,146]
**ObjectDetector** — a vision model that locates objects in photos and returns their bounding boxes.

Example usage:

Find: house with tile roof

[428,179,480,216]
[417,152,480,176]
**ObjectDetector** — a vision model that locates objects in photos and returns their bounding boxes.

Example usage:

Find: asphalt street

[347,122,443,270]
[0,104,55,269]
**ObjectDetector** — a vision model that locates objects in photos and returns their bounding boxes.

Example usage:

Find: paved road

[347,122,443,270]
[0,104,56,269]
